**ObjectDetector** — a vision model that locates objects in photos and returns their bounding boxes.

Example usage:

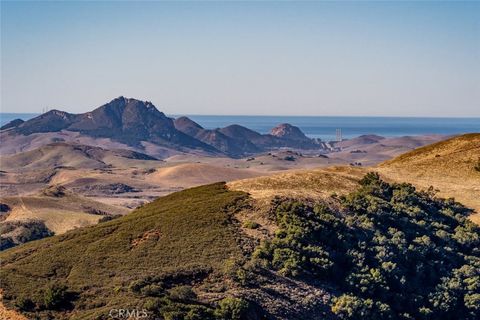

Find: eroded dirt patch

[131,229,162,248]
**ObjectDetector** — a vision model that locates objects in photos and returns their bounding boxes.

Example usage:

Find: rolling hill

[0,142,159,172]
[0,185,129,235]
[145,163,264,187]
[327,134,447,166]
[228,166,366,202]
[377,133,480,222]
[0,184,254,319]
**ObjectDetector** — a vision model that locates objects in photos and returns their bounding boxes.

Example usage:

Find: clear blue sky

[1,1,479,116]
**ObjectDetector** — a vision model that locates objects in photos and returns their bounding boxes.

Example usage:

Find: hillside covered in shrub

[1,175,479,319]
[255,172,480,319]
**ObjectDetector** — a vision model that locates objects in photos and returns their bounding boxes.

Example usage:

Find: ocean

[1,113,478,141]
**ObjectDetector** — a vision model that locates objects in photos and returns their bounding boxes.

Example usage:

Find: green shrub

[14,296,35,311]
[185,305,215,320]
[99,214,122,223]
[223,258,256,286]
[235,267,255,287]
[214,297,249,320]
[332,294,372,318]
[168,285,196,302]
[141,284,164,297]
[242,220,260,229]
[144,298,162,311]
[129,276,164,296]
[359,172,382,186]
[332,294,392,319]
[129,279,146,293]
[43,283,68,310]
[156,300,215,320]
[162,311,185,320]
[464,293,480,311]
[272,248,301,277]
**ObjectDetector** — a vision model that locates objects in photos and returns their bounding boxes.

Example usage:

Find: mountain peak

[174,117,204,137]
[44,109,71,117]
[270,123,309,141]
[103,96,157,110]
[5,97,218,155]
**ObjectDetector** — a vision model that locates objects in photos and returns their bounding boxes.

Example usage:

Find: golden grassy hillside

[379,133,479,174]
[146,163,264,187]
[378,133,480,222]
[228,166,366,201]
[1,187,129,234]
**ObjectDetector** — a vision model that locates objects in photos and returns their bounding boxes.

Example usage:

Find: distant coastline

[1,112,478,141]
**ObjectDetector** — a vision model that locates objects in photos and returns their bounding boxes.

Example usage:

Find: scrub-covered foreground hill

[1,176,479,320]
[0,184,251,319]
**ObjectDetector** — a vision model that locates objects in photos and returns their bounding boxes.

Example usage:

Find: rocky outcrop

[270,123,310,142]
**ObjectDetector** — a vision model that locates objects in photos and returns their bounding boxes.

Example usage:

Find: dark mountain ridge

[175,119,324,157]
[4,97,325,158]
[174,119,262,156]
[8,97,218,155]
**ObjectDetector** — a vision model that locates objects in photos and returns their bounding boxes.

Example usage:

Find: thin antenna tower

[336,128,342,142]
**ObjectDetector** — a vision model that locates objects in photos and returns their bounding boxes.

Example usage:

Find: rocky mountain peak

[270,123,309,141]
[98,97,162,115]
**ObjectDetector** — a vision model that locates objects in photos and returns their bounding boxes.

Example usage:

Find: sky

[1,1,479,117]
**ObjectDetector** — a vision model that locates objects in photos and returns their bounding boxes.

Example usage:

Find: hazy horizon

[2,1,479,116]
[1,110,480,119]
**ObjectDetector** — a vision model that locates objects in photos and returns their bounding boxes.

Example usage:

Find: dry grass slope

[147,163,264,187]
[378,133,480,222]
[228,166,366,201]
[1,189,129,234]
